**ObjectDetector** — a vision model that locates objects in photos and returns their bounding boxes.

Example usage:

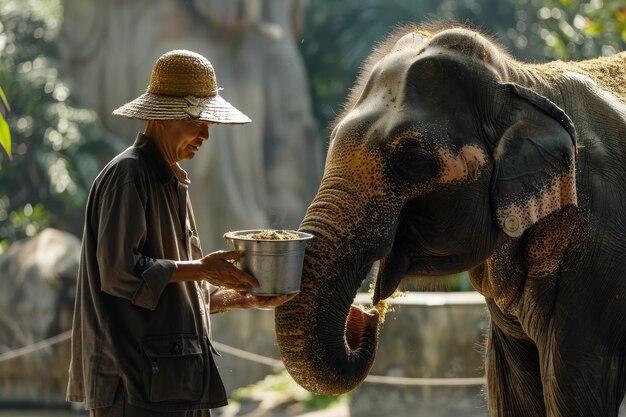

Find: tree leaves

[535,0,625,59]
[0,0,118,250]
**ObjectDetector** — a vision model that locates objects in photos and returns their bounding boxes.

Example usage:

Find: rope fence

[0,330,71,364]
[364,374,485,386]
[211,341,283,368]
[0,332,486,387]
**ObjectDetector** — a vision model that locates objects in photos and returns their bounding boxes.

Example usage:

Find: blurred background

[0,0,624,416]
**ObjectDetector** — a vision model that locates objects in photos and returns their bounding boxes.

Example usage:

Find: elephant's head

[275,27,577,395]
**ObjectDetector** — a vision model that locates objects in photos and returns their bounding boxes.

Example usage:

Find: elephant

[274,25,626,417]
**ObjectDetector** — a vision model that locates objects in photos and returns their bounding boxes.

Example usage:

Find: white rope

[0,330,72,363]
[212,339,486,387]
[212,340,284,368]
[0,332,486,387]
[364,375,486,386]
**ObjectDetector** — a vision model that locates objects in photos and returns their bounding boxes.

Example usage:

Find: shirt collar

[133,133,191,185]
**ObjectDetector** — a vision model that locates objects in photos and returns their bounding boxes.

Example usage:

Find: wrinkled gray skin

[275,26,626,417]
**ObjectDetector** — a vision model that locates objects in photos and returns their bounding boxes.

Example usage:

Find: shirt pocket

[141,334,205,402]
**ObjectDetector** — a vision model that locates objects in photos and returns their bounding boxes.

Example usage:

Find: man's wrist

[170,260,203,283]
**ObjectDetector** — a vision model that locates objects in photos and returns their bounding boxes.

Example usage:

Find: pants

[89,384,212,417]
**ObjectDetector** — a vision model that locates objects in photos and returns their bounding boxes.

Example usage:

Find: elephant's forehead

[376,35,428,78]
[335,77,411,146]
[365,51,414,100]
[391,31,430,54]
[337,45,427,142]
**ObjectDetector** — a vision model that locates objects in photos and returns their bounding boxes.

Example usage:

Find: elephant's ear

[491,83,577,238]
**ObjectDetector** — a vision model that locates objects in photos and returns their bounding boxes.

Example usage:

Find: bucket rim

[223,229,314,242]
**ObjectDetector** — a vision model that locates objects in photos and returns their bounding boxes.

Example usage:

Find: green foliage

[299,0,541,138]
[526,0,625,59]
[300,0,624,135]
[0,0,118,251]
[231,369,349,410]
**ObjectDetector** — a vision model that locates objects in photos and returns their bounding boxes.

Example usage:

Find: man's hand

[170,250,259,291]
[198,250,259,291]
[210,289,298,313]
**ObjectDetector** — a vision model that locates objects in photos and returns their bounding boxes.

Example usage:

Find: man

[67,50,295,416]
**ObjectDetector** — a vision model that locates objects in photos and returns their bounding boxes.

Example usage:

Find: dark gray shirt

[67,133,227,412]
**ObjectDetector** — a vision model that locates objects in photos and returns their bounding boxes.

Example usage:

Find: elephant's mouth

[370,222,411,305]
[371,249,476,304]
[372,255,402,305]
[370,209,476,305]
[369,207,423,305]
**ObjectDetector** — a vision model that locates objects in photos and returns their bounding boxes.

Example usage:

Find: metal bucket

[223,230,314,296]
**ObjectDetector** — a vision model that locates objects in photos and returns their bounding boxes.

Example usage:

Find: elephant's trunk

[275,215,382,395]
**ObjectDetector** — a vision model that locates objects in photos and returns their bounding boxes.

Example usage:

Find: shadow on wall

[59,0,323,251]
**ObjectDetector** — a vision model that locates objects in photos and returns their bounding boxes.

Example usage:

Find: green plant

[527,0,625,59]
[0,0,119,251]
[300,0,535,137]
[231,369,350,410]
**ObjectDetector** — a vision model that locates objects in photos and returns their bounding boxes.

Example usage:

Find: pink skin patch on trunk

[438,145,487,184]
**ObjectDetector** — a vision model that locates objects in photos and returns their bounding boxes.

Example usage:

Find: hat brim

[112,92,251,124]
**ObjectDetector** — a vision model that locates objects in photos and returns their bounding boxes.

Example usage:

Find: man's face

[162,120,212,162]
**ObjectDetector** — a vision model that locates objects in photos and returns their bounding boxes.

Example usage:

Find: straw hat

[112,50,251,124]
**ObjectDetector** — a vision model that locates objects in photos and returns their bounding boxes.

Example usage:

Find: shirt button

[170,341,182,354]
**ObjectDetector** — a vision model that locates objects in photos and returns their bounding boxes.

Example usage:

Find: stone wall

[0,228,80,404]
[350,292,489,417]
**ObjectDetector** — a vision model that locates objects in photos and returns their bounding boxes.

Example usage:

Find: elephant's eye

[392,145,439,184]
